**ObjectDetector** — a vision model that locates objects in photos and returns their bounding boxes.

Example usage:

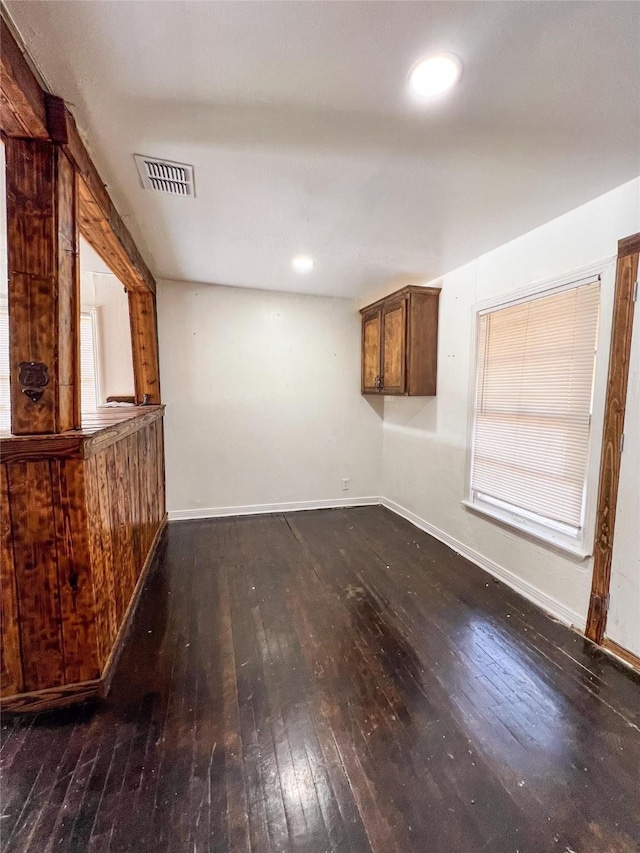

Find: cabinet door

[381,299,407,393]
[362,310,382,393]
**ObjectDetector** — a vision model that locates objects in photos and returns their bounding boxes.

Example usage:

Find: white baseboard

[381,497,584,629]
[168,496,381,522]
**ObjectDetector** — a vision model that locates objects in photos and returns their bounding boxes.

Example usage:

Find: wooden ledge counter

[0,406,166,713]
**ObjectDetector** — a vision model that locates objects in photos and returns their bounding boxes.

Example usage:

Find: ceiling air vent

[134,155,195,197]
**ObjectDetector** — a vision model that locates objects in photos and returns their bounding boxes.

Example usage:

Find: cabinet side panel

[408,293,439,396]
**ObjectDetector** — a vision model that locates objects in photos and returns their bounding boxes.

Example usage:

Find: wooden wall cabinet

[360,285,440,396]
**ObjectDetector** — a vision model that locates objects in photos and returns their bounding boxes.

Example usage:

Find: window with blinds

[468,276,601,547]
[0,310,99,433]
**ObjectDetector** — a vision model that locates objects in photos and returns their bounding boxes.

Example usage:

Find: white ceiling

[6,1,640,300]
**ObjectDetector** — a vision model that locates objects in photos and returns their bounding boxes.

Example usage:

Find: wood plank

[407,290,439,396]
[5,139,80,434]
[1,18,155,296]
[381,299,406,393]
[586,250,639,643]
[82,406,164,457]
[50,459,100,684]
[618,231,640,258]
[128,290,162,404]
[105,444,127,624]
[0,17,48,139]
[2,507,640,847]
[0,679,101,714]
[6,460,65,692]
[0,464,23,697]
[362,311,381,393]
[602,638,640,674]
[77,177,156,295]
[55,149,81,432]
[83,455,116,668]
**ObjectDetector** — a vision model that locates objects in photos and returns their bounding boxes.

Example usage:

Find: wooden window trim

[585,233,639,644]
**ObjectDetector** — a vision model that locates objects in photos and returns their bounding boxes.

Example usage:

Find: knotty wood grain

[129,289,162,404]
[0,465,23,697]
[55,150,80,432]
[51,459,100,683]
[0,411,166,706]
[77,177,156,295]
[6,460,65,691]
[5,139,80,434]
[0,17,48,139]
[4,507,640,851]
[586,249,639,643]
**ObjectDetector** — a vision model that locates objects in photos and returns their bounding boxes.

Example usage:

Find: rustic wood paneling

[56,150,80,433]
[0,465,22,698]
[6,460,65,692]
[586,247,639,643]
[0,409,166,710]
[1,19,156,296]
[77,177,156,295]
[51,459,100,683]
[5,139,80,435]
[0,17,48,139]
[129,290,162,404]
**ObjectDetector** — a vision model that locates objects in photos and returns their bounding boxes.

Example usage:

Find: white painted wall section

[158,281,383,517]
[381,178,640,626]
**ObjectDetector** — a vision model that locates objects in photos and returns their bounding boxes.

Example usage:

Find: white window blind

[80,312,99,414]
[0,310,98,433]
[470,278,600,537]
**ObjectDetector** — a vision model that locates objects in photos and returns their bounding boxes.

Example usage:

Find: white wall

[381,178,640,626]
[80,271,135,402]
[158,281,383,517]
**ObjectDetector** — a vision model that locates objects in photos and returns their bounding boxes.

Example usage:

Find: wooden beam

[1,19,156,295]
[585,237,639,643]
[129,290,161,404]
[0,17,48,139]
[77,177,156,294]
[5,138,81,434]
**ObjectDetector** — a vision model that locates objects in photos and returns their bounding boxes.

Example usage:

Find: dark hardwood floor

[2,506,639,853]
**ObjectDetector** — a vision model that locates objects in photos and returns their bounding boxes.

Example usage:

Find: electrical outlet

[342,478,350,491]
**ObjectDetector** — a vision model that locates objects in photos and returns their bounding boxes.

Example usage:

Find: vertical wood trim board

[586,238,639,643]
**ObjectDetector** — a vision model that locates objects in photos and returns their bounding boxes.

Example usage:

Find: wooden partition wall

[0,16,166,711]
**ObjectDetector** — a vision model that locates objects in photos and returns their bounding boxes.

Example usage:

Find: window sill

[461,499,592,561]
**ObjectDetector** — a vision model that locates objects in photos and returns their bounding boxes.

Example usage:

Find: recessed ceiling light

[409,53,462,98]
[292,254,314,273]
